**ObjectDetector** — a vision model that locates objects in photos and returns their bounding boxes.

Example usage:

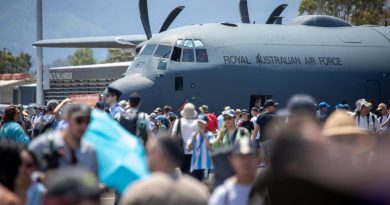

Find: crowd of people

[1,88,390,205]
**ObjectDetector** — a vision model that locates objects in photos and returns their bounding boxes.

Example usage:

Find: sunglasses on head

[224,116,233,121]
[74,117,90,125]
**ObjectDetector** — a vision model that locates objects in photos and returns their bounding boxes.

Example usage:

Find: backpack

[119,110,148,145]
[33,116,56,137]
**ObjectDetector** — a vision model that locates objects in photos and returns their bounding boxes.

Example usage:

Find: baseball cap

[335,104,345,110]
[197,114,208,124]
[264,99,279,108]
[222,109,235,118]
[154,107,162,113]
[63,103,91,119]
[199,105,209,113]
[319,102,330,109]
[231,137,257,155]
[107,87,122,98]
[376,103,387,111]
[241,109,250,115]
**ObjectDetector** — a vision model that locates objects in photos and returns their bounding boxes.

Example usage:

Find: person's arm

[13,123,30,144]
[252,124,259,141]
[54,98,72,119]
[187,132,197,152]
[204,132,213,150]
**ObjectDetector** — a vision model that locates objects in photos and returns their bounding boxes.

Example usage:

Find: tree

[50,57,72,67]
[103,48,135,63]
[299,0,390,25]
[69,48,96,65]
[0,48,32,74]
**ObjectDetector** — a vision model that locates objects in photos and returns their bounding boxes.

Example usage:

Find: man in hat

[238,109,254,134]
[316,101,330,124]
[172,103,198,174]
[377,103,390,130]
[323,110,377,166]
[199,105,218,133]
[209,137,260,205]
[187,114,214,181]
[105,87,124,118]
[252,99,278,159]
[352,99,381,133]
[29,103,98,175]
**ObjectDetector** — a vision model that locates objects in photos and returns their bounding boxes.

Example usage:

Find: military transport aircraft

[34,0,390,112]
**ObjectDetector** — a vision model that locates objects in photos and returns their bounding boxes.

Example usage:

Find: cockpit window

[176,39,183,47]
[182,49,194,62]
[183,39,194,48]
[153,45,172,59]
[195,49,208,62]
[194,39,205,47]
[140,44,157,56]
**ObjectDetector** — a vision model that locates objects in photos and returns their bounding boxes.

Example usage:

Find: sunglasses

[74,117,90,125]
[22,161,34,168]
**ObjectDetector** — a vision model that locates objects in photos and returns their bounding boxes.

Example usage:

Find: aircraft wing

[33,35,148,48]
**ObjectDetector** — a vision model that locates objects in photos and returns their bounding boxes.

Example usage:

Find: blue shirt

[0,121,30,144]
[109,102,124,117]
[190,131,214,172]
[26,181,46,205]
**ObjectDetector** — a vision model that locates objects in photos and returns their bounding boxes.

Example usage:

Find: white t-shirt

[209,178,252,205]
[250,116,260,140]
[354,113,381,133]
[172,118,198,155]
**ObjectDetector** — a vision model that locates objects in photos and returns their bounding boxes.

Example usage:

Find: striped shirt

[190,131,214,172]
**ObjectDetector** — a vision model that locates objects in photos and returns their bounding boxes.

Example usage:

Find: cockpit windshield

[153,45,172,59]
[171,39,209,63]
[139,44,157,56]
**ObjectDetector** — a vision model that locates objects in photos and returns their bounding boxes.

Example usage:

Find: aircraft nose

[108,74,155,96]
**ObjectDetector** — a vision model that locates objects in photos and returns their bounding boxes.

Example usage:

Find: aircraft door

[365,80,380,105]
[250,95,272,109]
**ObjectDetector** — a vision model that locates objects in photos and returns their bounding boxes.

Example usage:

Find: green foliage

[69,48,96,65]
[0,48,32,74]
[299,0,390,25]
[102,48,135,63]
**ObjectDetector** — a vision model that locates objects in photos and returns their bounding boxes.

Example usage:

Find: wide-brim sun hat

[180,103,197,119]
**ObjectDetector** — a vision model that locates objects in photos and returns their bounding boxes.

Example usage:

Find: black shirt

[238,120,254,132]
[256,111,275,142]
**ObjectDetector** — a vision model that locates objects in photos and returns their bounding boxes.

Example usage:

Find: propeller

[239,0,250,23]
[159,6,185,33]
[266,4,288,24]
[139,0,185,40]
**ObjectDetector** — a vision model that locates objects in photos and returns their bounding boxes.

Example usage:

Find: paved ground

[101,190,115,205]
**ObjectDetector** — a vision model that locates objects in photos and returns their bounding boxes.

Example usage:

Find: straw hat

[180,103,197,119]
[323,110,375,155]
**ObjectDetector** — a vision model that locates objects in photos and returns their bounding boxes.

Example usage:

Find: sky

[0,0,301,71]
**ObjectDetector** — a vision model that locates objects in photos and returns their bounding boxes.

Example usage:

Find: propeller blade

[139,0,152,40]
[266,4,288,24]
[239,0,250,24]
[159,6,185,33]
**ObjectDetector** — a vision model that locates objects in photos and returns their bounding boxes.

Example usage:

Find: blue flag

[84,110,150,193]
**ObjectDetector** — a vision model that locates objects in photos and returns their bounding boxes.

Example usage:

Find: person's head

[235,109,241,119]
[319,102,330,113]
[18,150,39,179]
[34,105,42,115]
[264,99,278,112]
[119,100,128,109]
[156,116,164,125]
[197,114,208,130]
[3,105,20,123]
[149,113,156,121]
[222,109,236,129]
[63,104,91,141]
[180,103,197,119]
[146,135,183,173]
[241,109,250,120]
[163,105,172,115]
[94,101,105,111]
[251,107,259,117]
[44,168,100,205]
[128,92,141,108]
[154,107,163,116]
[199,105,208,114]
[355,99,371,116]
[105,87,121,105]
[343,104,351,111]
[335,104,345,110]
[286,94,317,117]
[229,137,260,181]
[169,112,177,122]
[0,142,21,191]
[46,100,59,114]
[323,110,374,158]
[377,103,388,115]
